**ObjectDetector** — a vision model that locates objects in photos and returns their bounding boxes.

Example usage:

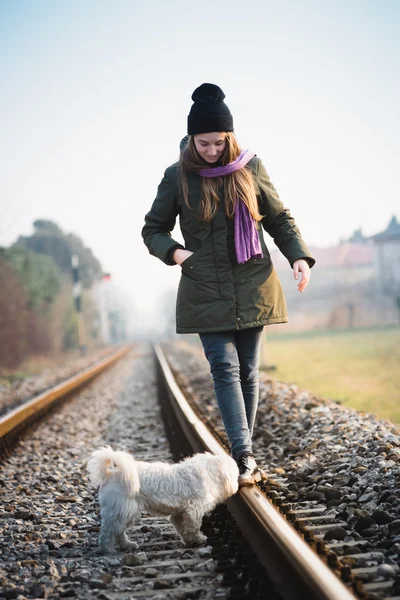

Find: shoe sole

[238,470,262,487]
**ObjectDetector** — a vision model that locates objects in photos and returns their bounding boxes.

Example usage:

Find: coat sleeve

[255,158,315,268]
[142,168,184,266]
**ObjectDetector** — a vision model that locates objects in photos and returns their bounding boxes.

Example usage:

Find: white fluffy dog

[87,446,239,553]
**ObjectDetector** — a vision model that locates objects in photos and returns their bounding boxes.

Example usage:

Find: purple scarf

[198,149,263,264]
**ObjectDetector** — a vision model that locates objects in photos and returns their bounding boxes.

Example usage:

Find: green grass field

[265,326,400,424]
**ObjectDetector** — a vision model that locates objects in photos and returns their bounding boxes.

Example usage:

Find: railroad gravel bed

[163,339,400,598]
[0,347,114,418]
[0,352,135,599]
[0,345,272,599]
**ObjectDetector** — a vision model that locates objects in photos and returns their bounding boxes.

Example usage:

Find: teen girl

[142,83,314,485]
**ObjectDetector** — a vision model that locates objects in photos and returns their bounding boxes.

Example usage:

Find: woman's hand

[293,259,311,292]
[173,248,194,265]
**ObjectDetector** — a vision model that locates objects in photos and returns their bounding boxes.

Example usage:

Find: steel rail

[154,343,356,600]
[0,345,131,439]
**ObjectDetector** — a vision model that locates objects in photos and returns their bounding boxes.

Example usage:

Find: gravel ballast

[1,345,264,600]
[163,339,400,597]
[0,347,114,418]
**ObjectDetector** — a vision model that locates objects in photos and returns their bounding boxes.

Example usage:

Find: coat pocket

[180,250,197,271]
[180,244,217,283]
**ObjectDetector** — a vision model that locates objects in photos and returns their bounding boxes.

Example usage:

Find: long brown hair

[178,132,262,223]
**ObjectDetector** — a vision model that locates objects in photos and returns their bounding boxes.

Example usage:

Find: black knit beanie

[187,83,234,135]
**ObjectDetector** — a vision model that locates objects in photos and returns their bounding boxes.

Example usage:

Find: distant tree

[1,219,105,368]
[1,247,61,313]
[14,230,73,274]
[66,232,103,288]
[0,256,29,369]
[32,219,63,235]
[13,219,103,288]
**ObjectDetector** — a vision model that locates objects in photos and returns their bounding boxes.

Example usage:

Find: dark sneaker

[237,452,261,486]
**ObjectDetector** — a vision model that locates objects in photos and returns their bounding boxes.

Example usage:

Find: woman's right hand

[173,248,194,265]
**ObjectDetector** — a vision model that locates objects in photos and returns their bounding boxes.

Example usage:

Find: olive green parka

[142,156,315,334]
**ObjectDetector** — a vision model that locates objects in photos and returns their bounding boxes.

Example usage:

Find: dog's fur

[87,446,239,553]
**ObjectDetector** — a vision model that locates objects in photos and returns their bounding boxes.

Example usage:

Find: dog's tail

[87,445,140,495]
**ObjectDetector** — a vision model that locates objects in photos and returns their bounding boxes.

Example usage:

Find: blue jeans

[199,326,263,460]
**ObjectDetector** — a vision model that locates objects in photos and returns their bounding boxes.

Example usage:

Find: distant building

[371,216,400,296]
[266,217,400,331]
[347,228,368,245]
[270,241,376,330]
[271,241,375,270]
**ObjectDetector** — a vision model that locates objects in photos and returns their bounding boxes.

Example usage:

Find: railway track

[155,344,356,600]
[163,340,400,600]
[0,345,274,599]
[0,346,131,456]
[0,342,395,598]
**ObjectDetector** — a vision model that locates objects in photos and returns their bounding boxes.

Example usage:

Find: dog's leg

[116,502,140,551]
[99,513,118,554]
[170,512,186,539]
[172,510,207,546]
[116,531,138,552]
[99,508,126,554]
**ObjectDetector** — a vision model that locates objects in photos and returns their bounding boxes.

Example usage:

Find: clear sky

[0,0,399,320]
